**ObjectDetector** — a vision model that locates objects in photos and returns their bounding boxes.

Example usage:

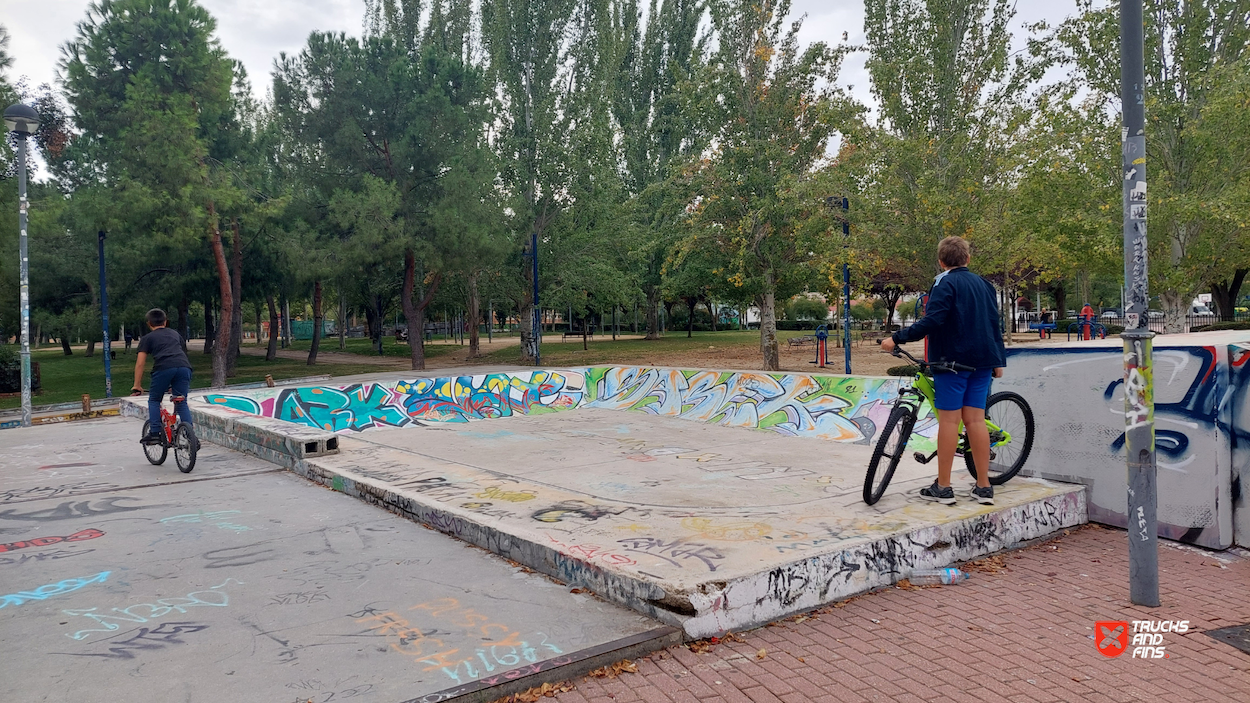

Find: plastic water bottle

[909,567,970,586]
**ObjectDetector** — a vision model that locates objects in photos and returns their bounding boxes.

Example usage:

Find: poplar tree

[60,0,245,387]
[688,0,850,370]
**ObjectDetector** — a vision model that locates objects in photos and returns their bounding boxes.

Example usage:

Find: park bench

[562,328,594,341]
[787,335,816,348]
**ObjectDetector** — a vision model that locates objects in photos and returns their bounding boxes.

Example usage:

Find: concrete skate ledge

[119,395,339,465]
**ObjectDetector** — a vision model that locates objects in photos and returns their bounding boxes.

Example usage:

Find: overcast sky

[6,0,1080,111]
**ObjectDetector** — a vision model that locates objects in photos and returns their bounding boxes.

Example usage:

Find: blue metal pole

[842,197,852,374]
[98,231,112,397]
[532,231,541,367]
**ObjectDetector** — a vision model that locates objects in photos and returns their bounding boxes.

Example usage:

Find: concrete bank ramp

[124,366,1086,638]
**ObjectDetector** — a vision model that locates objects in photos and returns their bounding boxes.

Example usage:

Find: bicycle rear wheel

[141,421,167,465]
[965,391,1034,485]
[174,424,198,473]
[864,405,916,505]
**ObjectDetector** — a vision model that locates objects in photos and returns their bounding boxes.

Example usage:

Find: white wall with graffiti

[999,331,1250,549]
[200,367,913,446]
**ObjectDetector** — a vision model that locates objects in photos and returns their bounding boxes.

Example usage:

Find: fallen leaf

[688,640,714,654]
[491,681,576,703]
[797,657,806,663]
[756,648,767,660]
[590,660,638,679]
[570,588,584,594]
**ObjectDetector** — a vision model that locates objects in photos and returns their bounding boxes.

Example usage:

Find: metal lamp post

[5,103,41,428]
[824,196,853,374]
[99,231,113,398]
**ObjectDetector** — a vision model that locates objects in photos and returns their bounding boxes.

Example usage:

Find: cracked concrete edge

[399,626,683,703]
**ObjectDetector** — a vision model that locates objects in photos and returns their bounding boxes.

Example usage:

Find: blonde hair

[937,237,970,268]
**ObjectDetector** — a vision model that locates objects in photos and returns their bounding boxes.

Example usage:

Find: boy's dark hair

[146,308,168,327]
[938,236,971,268]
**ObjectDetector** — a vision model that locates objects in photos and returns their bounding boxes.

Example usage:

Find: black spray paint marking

[0,497,155,522]
[54,622,209,659]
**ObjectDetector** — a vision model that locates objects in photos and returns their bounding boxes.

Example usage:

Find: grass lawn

[0,347,385,410]
[473,329,807,366]
[285,337,459,360]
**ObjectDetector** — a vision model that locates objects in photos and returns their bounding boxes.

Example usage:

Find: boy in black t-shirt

[133,308,194,444]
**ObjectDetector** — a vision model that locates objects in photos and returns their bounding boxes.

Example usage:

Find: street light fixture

[5,103,40,428]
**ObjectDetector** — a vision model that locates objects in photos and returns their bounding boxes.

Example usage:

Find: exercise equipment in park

[810,324,830,368]
[1067,318,1107,341]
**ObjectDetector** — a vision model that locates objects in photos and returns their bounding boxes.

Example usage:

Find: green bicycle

[863,344,1034,505]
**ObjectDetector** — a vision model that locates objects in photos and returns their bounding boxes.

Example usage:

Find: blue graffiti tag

[1,571,110,608]
[63,578,241,640]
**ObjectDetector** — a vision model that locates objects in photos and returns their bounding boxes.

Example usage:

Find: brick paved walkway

[541,525,1250,703]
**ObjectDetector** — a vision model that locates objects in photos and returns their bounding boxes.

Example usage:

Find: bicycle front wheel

[965,391,1034,485]
[174,424,198,473]
[864,405,916,505]
[142,421,167,465]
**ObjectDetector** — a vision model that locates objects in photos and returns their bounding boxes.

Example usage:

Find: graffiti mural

[204,372,584,434]
[581,367,905,444]
[1230,343,1250,547]
[999,336,1250,549]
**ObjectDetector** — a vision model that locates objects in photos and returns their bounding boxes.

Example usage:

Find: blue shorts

[933,368,993,411]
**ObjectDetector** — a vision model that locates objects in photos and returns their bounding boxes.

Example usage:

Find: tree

[481,0,581,361]
[686,0,850,370]
[1043,0,1250,332]
[611,0,710,339]
[61,0,246,386]
[274,2,490,369]
[855,0,1038,299]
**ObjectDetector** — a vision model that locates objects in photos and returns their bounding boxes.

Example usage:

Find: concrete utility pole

[1119,0,1159,607]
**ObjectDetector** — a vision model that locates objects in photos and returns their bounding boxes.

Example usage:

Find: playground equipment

[810,324,830,368]
[1029,322,1058,339]
[1067,306,1107,341]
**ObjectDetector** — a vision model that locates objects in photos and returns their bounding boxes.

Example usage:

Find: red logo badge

[1095,621,1129,657]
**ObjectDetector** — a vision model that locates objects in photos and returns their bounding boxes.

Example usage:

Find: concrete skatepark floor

[0,418,662,703]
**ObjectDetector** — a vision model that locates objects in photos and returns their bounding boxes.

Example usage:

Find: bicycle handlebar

[875,340,974,374]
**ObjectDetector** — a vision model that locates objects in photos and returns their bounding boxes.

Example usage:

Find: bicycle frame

[890,349,1012,449]
[157,395,187,446]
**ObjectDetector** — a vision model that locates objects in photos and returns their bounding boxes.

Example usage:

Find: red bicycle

[132,390,198,473]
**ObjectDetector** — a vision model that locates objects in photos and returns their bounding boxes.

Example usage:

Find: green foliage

[784,297,830,322]
[1191,321,1250,332]
[1040,0,1250,330]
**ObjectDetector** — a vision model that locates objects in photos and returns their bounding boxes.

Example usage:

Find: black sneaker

[970,485,994,505]
[140,433,164,446]
[919,481,956,505]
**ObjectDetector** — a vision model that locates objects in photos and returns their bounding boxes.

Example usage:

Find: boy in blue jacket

[880,236,1006,505]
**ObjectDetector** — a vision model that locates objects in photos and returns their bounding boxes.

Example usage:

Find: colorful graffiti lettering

[64,578,241,640]
[203,372,584,434]
[2,571,111,609]
[350,598,563,684]
[0,527,104,553]
[583,367,903,443]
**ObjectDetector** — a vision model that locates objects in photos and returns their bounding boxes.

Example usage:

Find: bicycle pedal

[913,451,929,465]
